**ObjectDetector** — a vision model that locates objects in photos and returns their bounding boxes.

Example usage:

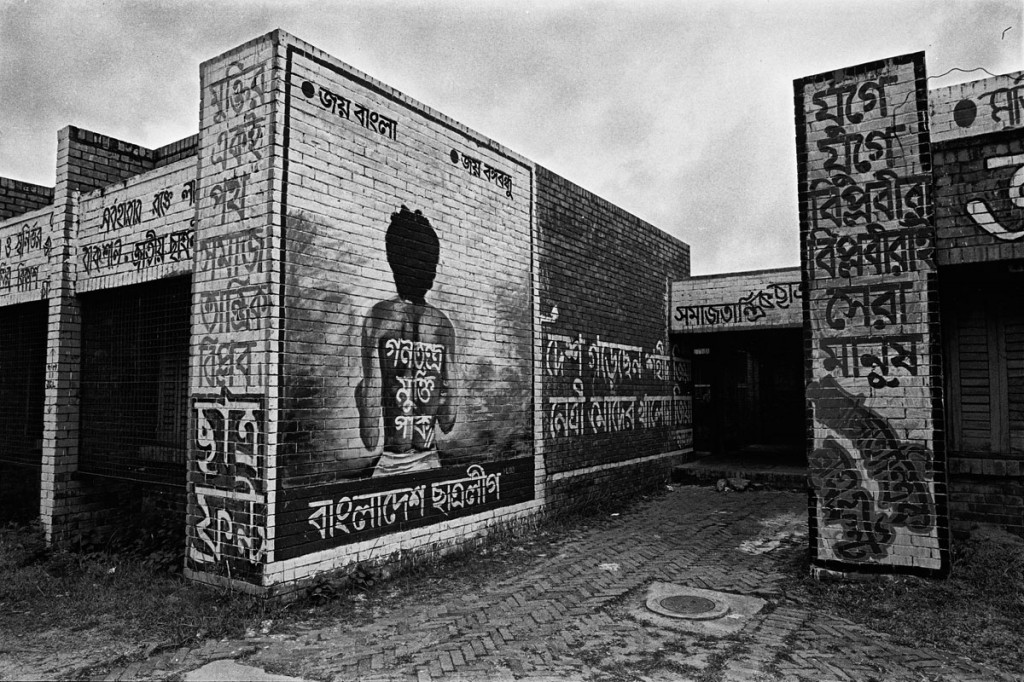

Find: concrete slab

[183,659,312,682]
[630,583,766,637]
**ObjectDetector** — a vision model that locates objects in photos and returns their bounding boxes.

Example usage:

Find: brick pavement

[62,487,1024,680]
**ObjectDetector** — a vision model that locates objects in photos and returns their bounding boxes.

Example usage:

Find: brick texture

[671,267,802,333]
[932,130,1024,265]
[272,35,534,579]
[536,167,692,481]
[0,178,53,222]
[794,54,949,576]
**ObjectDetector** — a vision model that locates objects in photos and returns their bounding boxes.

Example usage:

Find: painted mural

[275,46,534,558]
[795,54,946,574]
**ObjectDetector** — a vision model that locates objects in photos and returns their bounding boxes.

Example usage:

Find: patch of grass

[794,529,1024,674]
[0,520,280,647]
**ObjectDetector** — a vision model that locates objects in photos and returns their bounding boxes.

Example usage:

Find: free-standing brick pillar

[794,54,950,577]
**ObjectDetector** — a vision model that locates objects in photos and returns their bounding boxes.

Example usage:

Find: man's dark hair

[386,205,440,304]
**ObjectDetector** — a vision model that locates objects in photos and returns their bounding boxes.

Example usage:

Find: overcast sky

[1,0,1021,274]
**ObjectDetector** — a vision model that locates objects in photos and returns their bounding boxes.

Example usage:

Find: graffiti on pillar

[797,54,944,572]
[188,389,266,575]
[808,376,934,561]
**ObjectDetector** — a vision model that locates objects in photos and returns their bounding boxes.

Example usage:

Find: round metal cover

[647,592,730,620]
[660,595,718,615]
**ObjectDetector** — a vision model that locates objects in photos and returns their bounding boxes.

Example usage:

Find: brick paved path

[61,487,1024,680]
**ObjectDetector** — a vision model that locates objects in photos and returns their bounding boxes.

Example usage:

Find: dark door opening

[77,276,192,545]
[682,328,804,466]
[0,300,47,523]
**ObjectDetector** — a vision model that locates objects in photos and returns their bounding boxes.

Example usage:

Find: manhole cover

[646,590,730,620]
[659,595,718,615]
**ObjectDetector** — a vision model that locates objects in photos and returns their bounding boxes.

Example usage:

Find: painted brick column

[794,54,949,576]
[185,34,283,590]
[40,128,82,542]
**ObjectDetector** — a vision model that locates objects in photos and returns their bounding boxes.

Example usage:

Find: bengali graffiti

[198,336,263,389]
[981,78,1024,128]
[806,171,932,231]
[304,464,503,540]
[808,225,934,278]
[209,61,267,125]
[102,198,143,232]
[588,337,644,388]
[548,392,690,439]
[191,490,265,566]
[131,230,166,270]
[209,173,249,225]
[210,112,266,172]
[190,390,265,566]
[197,227,265,278]
[822,280,912,332]
[817,123,905,176]
[819,333,921,389]
[194,390,263,480]
[152,189,174,218]
[182,180,197,206]
[300,79,398,141]
[674,282,803,327]
[167,228,195,263]
[450,149,514,199]
[80,229,194,275]
[807,376,935,561]
[4,222,45,258]
[307,485,426,539]
[811,76,898,128]
[15,264,38,292]
[431,465,501,515]
[198,279,272,334]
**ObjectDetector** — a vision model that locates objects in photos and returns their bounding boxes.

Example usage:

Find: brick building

[672,54,1024,578]
[2,33,1021,591]
[0,31,693,594]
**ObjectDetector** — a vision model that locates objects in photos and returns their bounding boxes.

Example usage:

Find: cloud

[1,0,1021,274]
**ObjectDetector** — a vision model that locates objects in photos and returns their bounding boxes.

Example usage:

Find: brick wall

[154,135,199,168]
[670,268,802,333]
[536,167,692,492]
[186,34,278,588]
[930,70,1024,144]
[272,35,535,581]
[795,54,949,576]
[61,127,156,193]
[4,29,690,593]
[77,158,196,292]
[931,130,1024,264]
[929,74,1024,538]
[0,178,53,222]
[0,206,56,306]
